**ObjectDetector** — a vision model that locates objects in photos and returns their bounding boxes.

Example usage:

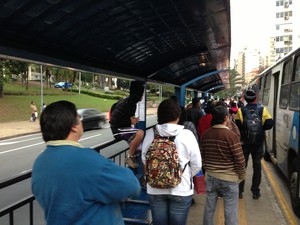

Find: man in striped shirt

[201,105,245,225]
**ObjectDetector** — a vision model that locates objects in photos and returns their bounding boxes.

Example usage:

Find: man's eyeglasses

[76,114,83,124]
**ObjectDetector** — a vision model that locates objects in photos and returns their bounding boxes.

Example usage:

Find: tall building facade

[267,37,276,67]
[234,47,264,86]
[235,51,245,87]
[232,0,300,87]
[274,0,300,59]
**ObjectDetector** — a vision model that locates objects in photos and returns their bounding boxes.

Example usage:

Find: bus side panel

[275,108,295,176]
[290,112,299,152]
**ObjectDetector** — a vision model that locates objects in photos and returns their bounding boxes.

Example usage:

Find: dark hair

[216,101,227,107]
[129,81,145,100]
[157,99,181,124]
[192,97,200,107]
[40,101,78,142]
[170,95,179,103]
[211,105,228,125]
[231,102,237,107]
[178,106,187,125]
[204,101,215,114]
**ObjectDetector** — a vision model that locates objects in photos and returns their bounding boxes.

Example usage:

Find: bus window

[279,60,292,108]
[289,83,300,111]
[262,73,271,106]
[290,55,300,111]
[258,77,264,103]
[294,55,300,82]
[282,59,293,84]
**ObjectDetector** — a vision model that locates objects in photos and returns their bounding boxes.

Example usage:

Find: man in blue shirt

[32,100,140,225]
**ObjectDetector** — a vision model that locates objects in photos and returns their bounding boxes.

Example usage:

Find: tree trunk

[25,71,29,90]
[0,76,4,98]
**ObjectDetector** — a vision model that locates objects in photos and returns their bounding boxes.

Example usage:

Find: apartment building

[274,0,300,59]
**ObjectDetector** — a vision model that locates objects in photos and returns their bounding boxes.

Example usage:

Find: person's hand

[131,116,139,125]
[239,175,245,181]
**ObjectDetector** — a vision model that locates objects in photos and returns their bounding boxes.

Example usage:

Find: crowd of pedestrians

[31,82,273,225]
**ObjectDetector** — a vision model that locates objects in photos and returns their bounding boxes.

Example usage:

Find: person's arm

[235,108,243,131]
[141,128,154,165]
[229,133,246,180]
[183,130,202,176]
[228,120,241,139]
[262,107,274,130]
[95,160,140,203]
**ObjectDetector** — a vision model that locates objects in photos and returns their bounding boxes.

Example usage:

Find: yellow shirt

[236,105,272,125]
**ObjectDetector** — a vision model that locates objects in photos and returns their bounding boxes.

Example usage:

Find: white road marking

[79,133,102,141]
[0,142,44,155]
[0,134,102,155]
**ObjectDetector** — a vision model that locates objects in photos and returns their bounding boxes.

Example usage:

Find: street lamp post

[40,65,43,112]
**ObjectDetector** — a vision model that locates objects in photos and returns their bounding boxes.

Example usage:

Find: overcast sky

[230,0,275,67]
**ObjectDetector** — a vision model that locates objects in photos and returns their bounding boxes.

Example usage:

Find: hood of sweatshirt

[155,123,184,137]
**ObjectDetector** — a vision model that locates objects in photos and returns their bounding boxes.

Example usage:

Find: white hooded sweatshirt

[142,123,202,196]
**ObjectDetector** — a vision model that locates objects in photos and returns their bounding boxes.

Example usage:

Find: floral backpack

[145,127,188,189]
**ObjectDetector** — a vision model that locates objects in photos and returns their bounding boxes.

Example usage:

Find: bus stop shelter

[0,0,231,98]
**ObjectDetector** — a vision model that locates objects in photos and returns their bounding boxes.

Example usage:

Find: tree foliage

[217,69,245,99]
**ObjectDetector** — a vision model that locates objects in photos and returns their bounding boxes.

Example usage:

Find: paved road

[0,108,158,140]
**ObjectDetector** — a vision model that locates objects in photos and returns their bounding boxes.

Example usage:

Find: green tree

[9,60,30,90]
[217,69,245,99]
[0,59,10,97]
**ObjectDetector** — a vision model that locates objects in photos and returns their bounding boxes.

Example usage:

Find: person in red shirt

[198,101,215,140]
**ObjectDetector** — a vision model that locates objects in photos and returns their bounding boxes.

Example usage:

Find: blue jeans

[203,175,239,225]
[148,194,193,225]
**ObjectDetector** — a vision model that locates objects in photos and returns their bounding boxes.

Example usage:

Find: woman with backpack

[141,98,202,225]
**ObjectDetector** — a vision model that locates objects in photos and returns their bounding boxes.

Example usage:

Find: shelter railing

[0,125,154,225]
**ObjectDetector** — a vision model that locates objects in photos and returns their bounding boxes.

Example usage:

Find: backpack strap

[182,161,193,189]
[241,105,250,121]
[256,104,263,118]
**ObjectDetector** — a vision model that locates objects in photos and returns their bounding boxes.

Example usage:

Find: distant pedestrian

[237,96,244,108]
[197,101,215,141]
[42,103,46,111]
[179,106,199,144]
[187,97,205,129]
[30,101,38,122]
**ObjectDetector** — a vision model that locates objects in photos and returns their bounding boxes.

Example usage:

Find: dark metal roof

[0,0,230,93]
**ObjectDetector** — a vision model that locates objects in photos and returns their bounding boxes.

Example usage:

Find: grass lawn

[0,82,119,123]
[0,81,160,123]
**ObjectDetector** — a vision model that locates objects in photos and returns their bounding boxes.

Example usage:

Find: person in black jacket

[235,89,273,200]
[237,96,244,108]
[187,97,205,130]
[110,81,145,168]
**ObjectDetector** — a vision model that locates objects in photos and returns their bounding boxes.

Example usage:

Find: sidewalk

[187,159,289,225]
[0,120,40,140]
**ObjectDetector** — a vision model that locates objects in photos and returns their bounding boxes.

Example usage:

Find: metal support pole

[40,65,43,112]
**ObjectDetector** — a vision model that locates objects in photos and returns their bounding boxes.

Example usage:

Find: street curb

[262,160,298,225]
[0,131,41,141]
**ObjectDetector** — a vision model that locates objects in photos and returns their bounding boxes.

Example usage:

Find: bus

[255,47,300,217]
